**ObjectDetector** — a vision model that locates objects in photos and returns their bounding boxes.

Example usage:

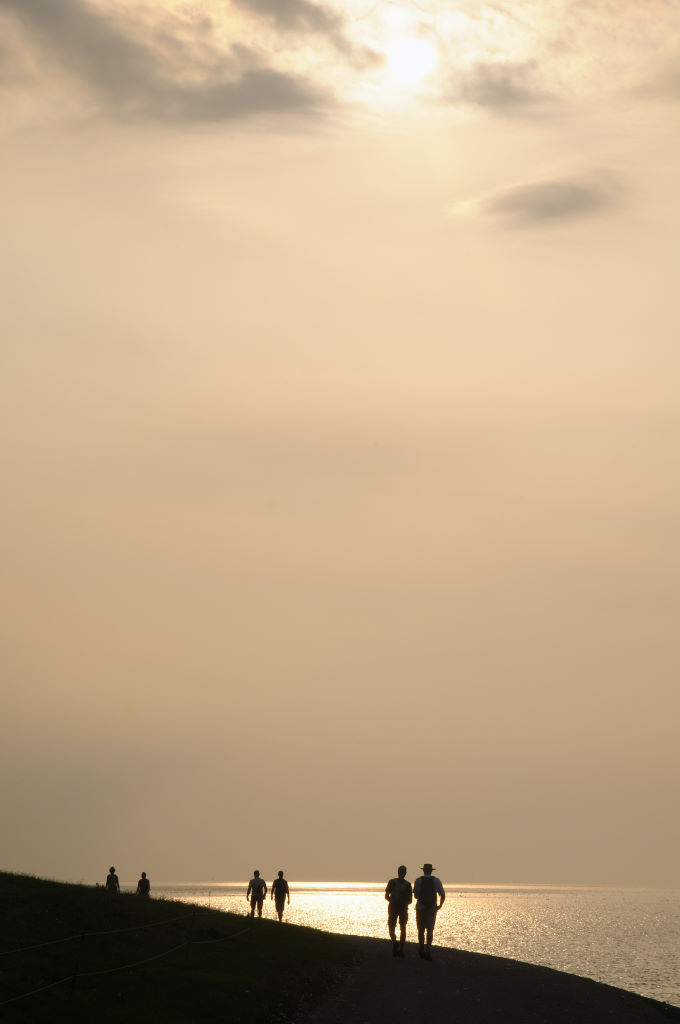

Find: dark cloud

[484,177,620,226]
[0,0,330,122]
[231,0,380,66]
[234,0,341,35]
[451,60,550,113]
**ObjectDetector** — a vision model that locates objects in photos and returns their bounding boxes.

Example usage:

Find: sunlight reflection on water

[150,882,679,1008]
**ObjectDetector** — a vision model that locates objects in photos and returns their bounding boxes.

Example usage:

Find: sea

[145,882,679,1008]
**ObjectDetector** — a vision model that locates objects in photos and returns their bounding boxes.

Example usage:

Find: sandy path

[298,938,680,1024]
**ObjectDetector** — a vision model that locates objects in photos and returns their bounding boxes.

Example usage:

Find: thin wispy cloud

[636,57,680,102]
[475,175,623,227]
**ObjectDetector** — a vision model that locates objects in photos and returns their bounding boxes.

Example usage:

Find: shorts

[388,903,409,929]
[250,895,264,910]
[416,903,437,933]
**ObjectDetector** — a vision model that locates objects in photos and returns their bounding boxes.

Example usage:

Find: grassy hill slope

[0,871,360,1023]
[2,872,678,1024]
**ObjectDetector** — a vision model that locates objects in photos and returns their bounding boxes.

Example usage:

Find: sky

[1,0,679,888]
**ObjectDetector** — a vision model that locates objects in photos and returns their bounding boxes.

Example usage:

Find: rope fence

[0,911,194,957]
[0,906,253,1010]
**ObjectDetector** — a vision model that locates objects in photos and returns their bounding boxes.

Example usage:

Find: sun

[387,37,438,85]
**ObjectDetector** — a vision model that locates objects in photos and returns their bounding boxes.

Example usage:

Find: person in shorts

[413,863,445,960]
[385,864,413,956]
[271,870,290,921]
[136,871,150,896]
[246,870,267,917]
[105,867,120,894]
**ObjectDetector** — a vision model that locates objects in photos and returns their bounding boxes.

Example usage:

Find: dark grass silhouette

[0,871,357,1023]
[1,871,678,1023]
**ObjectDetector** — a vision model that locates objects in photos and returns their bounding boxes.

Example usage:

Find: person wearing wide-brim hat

[413,863,445,960]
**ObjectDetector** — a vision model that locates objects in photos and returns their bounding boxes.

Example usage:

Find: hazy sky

[2,0,679,887]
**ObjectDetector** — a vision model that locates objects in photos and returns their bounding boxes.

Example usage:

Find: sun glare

[387,37,438,85]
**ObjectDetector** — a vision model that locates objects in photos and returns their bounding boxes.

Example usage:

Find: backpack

[418,875,436,905]
[390,878,411,907]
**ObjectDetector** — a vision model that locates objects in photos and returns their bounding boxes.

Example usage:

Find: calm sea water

[146,882,679,1008]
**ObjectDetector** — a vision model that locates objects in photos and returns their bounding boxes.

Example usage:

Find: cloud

[637,59,680,103]
[479,175,622,226]
[234,0,341,36]
[449,60,551,113]
[0,0,331,122]
[232,0,381,66]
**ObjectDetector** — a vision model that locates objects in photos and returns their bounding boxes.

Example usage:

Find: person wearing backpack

[271,870,290,922]
[413,863,445,960]
[135,871,151,896]
[385,865,413,957]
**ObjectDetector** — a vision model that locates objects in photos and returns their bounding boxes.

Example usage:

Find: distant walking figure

[105,867,120,894]
[136,871,150,896]
[385,865,412,956]
[271,870,290,922]
[246,870,267,918]
[413,863,445,960]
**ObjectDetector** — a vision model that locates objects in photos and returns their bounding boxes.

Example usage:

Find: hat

[421,863,435,872]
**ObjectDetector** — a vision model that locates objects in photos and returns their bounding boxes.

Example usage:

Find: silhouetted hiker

[385,865,412,956]
[136,871,150,896]
[271,870,290,922]
[413,863,445,960]
[246,870,267,917]
[105,866,120,894]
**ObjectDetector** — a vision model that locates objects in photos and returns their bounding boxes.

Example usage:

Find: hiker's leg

[416,906,425,955]
[388,906,398,945]
[424,905,436,958]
